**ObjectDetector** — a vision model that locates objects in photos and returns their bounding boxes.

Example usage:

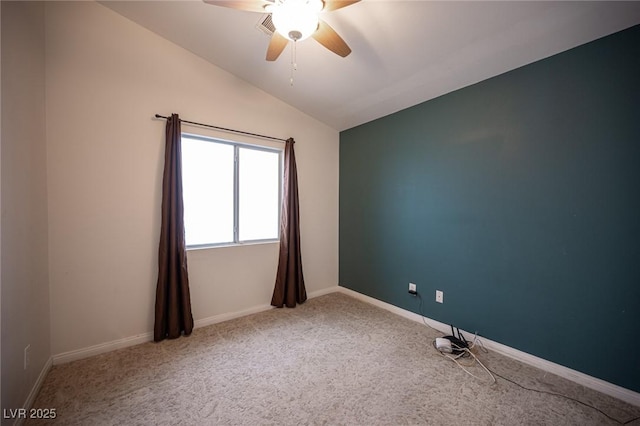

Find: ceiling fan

[203,0,360,61]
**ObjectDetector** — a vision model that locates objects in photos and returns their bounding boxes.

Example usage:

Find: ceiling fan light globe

[309,0,324,12]
[272,0,320,42]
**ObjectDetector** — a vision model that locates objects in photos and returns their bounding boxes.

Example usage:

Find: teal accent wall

[339,25,640,392]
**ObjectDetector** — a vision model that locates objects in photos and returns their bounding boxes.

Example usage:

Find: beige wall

[1,1,51,414]
[46,2,339,356]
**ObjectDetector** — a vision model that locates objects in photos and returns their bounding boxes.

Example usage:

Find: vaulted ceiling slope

[101,1,640,131]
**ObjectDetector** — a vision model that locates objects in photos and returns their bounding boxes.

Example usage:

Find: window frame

[181,132,283,249]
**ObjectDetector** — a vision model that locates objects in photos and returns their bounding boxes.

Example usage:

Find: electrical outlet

[408,283,417,294]
[435,290,444,303]
[24,345,31,370]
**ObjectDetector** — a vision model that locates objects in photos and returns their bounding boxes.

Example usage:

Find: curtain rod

[154,114,288,143]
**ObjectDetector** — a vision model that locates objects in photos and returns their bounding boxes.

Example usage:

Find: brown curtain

[154,113,194,341]
[271,138,307,308]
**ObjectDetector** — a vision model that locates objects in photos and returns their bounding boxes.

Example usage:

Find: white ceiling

[100,1,640,131]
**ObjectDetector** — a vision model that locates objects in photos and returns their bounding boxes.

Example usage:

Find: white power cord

[433,340,496,384]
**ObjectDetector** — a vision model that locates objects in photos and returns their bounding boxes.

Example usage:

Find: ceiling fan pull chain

[294,39,298,71]
[290,40,298,86]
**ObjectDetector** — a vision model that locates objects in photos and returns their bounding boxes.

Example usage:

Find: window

[181,134,282,247]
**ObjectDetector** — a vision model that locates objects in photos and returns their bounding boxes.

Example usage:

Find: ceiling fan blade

[322,0,360,12]
[266,32,289,61]
[203,0,272,13]
[312,20,351,57]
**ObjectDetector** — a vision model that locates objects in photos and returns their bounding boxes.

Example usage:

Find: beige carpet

[29,292,640,425]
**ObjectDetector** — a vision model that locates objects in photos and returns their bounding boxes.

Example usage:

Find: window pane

[238,147,280,241]
[181,137,234,245]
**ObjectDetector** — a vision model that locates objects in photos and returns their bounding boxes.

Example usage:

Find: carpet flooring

[28,292,640,425]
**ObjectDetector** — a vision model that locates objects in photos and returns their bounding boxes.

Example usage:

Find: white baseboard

[336,286,640,408]
[194,303,274,329]
[53,332,153,365]
[308,285,341,299]
[15,357,54,426]
[53,285,340,365]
